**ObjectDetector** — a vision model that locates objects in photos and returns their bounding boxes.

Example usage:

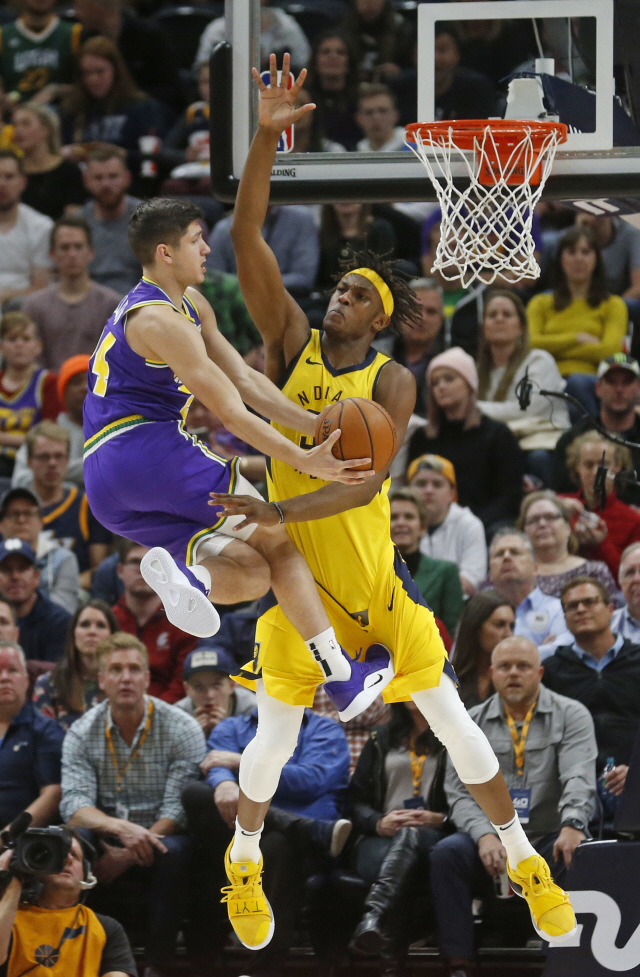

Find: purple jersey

[0,368,50,460]
[82,276,241,565]
[83,277,200,453]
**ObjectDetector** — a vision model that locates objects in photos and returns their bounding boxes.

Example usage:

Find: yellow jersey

[268,329,394,621]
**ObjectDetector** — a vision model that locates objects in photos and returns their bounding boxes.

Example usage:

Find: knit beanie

[57,354,91,403]
[426,346,479,393]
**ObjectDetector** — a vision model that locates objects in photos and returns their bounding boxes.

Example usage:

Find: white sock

[305,628,351,682]
[230,818,263,864]
[190,563,211,593]
[491,815,536,868]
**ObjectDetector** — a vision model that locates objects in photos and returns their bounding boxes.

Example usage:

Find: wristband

[271,501,285,524]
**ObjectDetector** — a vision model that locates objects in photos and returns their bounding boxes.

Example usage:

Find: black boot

[351,827,420,955]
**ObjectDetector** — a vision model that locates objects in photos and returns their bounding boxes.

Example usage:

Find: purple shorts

[84,421,258,564]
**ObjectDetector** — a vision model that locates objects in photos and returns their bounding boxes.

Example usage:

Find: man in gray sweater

[430,636,597,977]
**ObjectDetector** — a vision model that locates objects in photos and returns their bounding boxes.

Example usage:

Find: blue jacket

[206,709,349,820]
[0,702,64,826]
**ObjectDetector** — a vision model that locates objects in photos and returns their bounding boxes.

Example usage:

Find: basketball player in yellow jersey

[211,55,576,956]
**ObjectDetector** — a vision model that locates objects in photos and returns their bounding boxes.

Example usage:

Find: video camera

[0,813,73,904]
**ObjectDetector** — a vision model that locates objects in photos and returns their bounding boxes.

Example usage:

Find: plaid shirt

[60,695,206,828]
[313,687,391,774]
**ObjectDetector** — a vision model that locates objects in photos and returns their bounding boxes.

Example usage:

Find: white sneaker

[141,547,220,638]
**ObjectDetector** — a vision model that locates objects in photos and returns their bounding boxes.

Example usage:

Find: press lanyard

[408,747,426,795]
[105,698,154,792]
[504,700,536,776]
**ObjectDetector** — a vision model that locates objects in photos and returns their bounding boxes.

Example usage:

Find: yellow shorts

[234,551,449,707]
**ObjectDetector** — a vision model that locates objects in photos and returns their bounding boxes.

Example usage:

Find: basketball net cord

[407,124,564,288]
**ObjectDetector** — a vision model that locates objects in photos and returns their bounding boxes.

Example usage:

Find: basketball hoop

[405,119,568,287]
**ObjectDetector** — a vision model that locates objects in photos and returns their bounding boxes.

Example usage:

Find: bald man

[429,637,597,977]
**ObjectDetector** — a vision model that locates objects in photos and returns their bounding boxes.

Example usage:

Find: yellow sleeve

[527,294,581,354]
[568,296,628,364]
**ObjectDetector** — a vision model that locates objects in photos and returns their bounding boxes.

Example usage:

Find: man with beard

[553,355,640,504]
[0,152,52,307]
[80,145,141,295]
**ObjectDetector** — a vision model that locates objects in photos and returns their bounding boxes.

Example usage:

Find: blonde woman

[561,430,640,579]
[518,489,619,601]
[477,289,569,484]
[12,104,85,220]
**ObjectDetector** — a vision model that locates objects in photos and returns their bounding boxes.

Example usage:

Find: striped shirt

[60,695,206,828]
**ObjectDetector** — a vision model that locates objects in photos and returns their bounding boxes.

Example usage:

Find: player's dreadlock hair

[335,249,424,337]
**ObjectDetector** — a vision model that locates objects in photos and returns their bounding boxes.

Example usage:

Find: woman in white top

[476,289,570,485]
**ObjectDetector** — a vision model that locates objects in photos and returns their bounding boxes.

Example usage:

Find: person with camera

[0,829,137,976]
[0,640,64,834]
[59,632,206,976]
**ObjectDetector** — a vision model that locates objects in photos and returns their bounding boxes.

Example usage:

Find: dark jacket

[348,724,450,835]
[18,591,71,662]
[542,638,640,769]
[407,414,525,530]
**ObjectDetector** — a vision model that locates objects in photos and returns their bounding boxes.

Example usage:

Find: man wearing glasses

[25,421,111,590]
[544,575,640,801]
[0,487,80,614]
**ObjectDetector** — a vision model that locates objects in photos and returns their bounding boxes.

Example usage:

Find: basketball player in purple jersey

[83,199,393,728]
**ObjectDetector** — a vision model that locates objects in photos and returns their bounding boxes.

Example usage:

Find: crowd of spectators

[1,1,640,976]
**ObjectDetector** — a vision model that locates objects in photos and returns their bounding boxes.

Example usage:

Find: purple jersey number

[260,69,294,153]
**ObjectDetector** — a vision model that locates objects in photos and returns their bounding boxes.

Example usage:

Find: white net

[406,123,565,288]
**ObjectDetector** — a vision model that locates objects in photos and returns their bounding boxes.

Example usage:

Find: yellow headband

[342,267,394,317]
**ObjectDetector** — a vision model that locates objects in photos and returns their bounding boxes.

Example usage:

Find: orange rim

[405,119,568,153]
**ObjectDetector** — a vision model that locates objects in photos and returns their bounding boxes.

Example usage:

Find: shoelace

[519,862,566,901]
[220,871,266,908]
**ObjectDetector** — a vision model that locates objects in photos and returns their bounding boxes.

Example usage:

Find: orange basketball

[315,397,397,473]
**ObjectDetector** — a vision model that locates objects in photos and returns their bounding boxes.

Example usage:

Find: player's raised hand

[253,52,315,134]
[299,430,375,484]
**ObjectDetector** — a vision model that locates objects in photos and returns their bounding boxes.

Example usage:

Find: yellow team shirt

[7,903,109,976]
[268,329,394,621]
[527,292,628,376]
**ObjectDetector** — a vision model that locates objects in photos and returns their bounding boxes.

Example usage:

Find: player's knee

[242,561,271,599]
[253,723,299,765]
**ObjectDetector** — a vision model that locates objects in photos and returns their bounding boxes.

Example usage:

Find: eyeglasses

[562,596,604,613]
[524,512,563,527]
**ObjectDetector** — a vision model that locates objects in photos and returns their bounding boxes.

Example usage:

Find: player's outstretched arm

[231,53,314,371]
[192,287,315,438]
[130,304,373,485]
[211,363,416,524]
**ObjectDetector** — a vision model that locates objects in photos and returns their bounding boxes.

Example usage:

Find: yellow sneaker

[221,842,274,950]
[507,854,577,944]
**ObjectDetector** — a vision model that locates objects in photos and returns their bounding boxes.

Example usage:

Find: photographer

[0,831,137,976]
